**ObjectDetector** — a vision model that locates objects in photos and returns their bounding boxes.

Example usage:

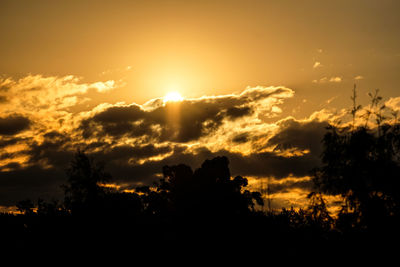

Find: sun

[163,91,184,104]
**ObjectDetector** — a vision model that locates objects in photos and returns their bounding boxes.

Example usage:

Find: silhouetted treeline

[1,150,335,252]
[1,88,400,253]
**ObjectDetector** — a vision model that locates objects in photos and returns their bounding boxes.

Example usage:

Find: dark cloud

[0,132,79,205]
[90,143,175,166]
[227,150,319,179]
[232,133,249,144]
[92,105,145,123]
[0,131,73,205]
[0,114,31,135]
[226,106,252,119]
[28,142,74,169]
[90,145,189,184]
[268,118,329,156]
[0,96,7,103]
[79,86,291,143]
[0,165,65,206]
[80,104,150,139]
[80,100,229,142]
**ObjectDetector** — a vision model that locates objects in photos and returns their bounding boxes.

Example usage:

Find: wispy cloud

[326,96,338,104]
[312,76,342,83]
[329,76,342,83]
[313,61,322,69]
[100,65,133,76]
[312,77,326,83]
[0,114,31,136]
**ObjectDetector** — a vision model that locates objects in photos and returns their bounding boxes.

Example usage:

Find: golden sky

[0,0,399,210]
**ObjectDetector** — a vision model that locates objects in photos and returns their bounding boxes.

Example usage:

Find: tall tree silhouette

[159,156,263,221]
[155,156,264,243]
[63,149,111,215]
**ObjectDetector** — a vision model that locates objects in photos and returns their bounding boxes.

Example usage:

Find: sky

[1,0,400,212]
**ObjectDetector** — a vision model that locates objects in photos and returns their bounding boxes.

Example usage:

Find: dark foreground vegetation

[1,88,400,253]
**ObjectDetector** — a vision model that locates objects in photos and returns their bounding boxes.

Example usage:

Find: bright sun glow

[163,91,184,103]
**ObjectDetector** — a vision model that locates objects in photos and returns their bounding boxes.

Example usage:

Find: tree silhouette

[153,156,264,243]
[159,156,263,219]
[37,198,66,216]
[62,149,111,215]
[313,88,400,237]
[305,192,334,234]
[16,199,35,215]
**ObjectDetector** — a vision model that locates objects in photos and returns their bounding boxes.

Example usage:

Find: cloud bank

[0,74,338,209]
